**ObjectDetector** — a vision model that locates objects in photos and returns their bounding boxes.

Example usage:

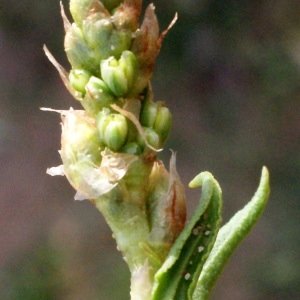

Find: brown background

[0,0,299,299]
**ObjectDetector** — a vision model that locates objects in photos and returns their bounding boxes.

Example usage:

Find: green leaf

[151,172,223,300]
[192,166,270,300]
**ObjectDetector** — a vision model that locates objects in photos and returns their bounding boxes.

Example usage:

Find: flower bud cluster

[92,100,172,154]
[64,0,163,99]
[55,0,175,155]
[69,50,137,116]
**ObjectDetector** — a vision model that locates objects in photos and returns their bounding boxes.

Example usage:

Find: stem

[93,157,154,272]
[93,156,163,299]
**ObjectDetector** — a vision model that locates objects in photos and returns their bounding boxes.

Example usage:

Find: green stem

[93,157,154,272]
[92,156,161,300]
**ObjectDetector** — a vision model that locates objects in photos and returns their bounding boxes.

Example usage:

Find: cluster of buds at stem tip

[62,0,168,99]
[44,0,184,298]
[44,0,177,155]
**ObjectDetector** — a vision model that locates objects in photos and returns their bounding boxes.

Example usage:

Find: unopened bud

[83,18,132,61]
[100,51,137,97]
[118,51,138,90]
[83,76,115,115]
[69,69,92,95]
[70,0,108,28]
[83,18,113,53]
[121,142,142,155]
[109,30,133,59]
[97,109,128,151]
[153,106,172,144]
[140,101,157,127]
[86,76,112,97]
[137,127,160,150]
[65,23,98,73]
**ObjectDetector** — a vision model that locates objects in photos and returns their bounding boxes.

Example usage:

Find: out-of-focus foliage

[3,239,64,300]
[0,0,299,299]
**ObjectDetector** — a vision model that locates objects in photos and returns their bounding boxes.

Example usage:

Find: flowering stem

[44,1,270,299]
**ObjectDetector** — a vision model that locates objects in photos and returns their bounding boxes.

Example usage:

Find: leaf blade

[151,172,223,300]
[192,166,270,300]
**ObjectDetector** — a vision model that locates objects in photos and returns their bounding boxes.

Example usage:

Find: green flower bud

[109,30,133,60]
[97,109,128,151]
[86,76,113,98]
[103,115,128,151]
[100,51,137,97]
[82,76,115,115]
[121,142,142,155]
[83,17,132,61]
[118,51,138,89]
[137,127,160,150]
[140,101,157,127]
[69,69,92,95]
[65,23,99,73]
[153,105,172,144]
[70,0,109,28]
[100,57,127,97]
[83,17,113,50]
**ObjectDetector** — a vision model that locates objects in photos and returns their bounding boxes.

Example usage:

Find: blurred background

[0,0,299,299]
